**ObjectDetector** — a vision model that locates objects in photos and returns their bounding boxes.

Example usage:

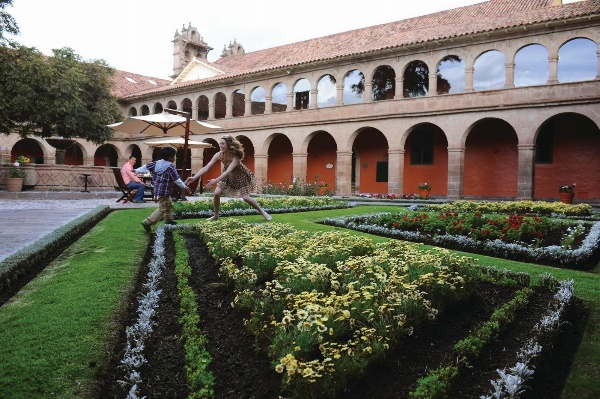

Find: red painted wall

[202,141,220,181]
[403,128,448,195]
[354,129,388,194]
[464,121,518,198]
[535,115,600,200]
[306,133,337,187]
[267,135,293,183]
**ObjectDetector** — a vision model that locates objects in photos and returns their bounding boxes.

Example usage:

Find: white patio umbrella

[107,110,222,179]
[108,112,223,136]
[144,137,213,149]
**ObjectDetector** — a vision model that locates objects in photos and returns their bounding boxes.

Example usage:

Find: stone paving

[0,194,211,262]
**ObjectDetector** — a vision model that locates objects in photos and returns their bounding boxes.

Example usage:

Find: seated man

[120,155,146,203]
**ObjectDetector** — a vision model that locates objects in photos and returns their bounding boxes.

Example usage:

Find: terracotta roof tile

[119,0,600,100]
[111,70,171,98]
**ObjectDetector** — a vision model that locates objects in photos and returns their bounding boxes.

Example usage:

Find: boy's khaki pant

[144,196,174,225]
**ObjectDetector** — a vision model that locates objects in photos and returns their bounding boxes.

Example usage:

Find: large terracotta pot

[419,188,431,198]
[6,177,24,192]
[559,191,574,204]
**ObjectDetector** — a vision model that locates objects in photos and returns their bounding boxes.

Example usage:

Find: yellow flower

[275,364,284,373]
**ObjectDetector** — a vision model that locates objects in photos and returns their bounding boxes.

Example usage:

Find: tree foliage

[0,1,121,144]
[0,44,122,144]
[0,0,19,42]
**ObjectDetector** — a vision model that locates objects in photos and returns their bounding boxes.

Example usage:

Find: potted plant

[558,183,576,204]
[5,155,30,192]
[418,182,431,198]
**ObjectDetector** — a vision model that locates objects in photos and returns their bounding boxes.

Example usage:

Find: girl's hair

[221,135,245,160]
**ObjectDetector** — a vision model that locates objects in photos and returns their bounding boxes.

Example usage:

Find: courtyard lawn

[0,204,597,398]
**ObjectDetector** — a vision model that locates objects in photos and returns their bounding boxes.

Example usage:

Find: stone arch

[128,107,137,116]
[250,86,266,115]
[463,118,518,198]
[140,104,150,116]
[305,130,337,189]
[350,127,389,194]
[265,133,293,183]
[514,43,549,87]
[153,102,164,114]
[403,123,448,195]
[402,60,429,98]
[558,37,598,83]
[436,55,465,94]
[271,82,287,113]
[533,112,600,200]
[371,65,396,101]
[293,78,311,110]
[11,138,45,164]
[214,92,226,119]
[94,144,120,167]
[317,74,337,108]
[181,98,193,116]
[232,89,245,117]
[197,95,209,120]
[343,69,365,105]
[473,50,506,91]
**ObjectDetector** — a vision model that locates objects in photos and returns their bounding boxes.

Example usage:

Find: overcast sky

[6,0,581,80]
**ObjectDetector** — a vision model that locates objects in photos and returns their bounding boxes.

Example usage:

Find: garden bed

[100,231,586,399]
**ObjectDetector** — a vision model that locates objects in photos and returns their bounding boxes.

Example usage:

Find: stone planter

[6,177,24,192]
[559,191,574,204]
[419,188,431,198]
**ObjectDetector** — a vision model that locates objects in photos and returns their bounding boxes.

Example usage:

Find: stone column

[226,99,233,119]
[505,62,515,88]
[596,46,600,80]
[287,92,294,111]
[254,154,268,188]
[245,98,252,116]
[517,144,536,200]
[336,151,353,196]
[265,96,273,115]
[310,89,318,109]
[447,147,465,199]
[364,82,373,103]
[396,77,404,98]
[44,148,57,165]
[83,156,94,166]
[548,57,558,84]
[387,149,404,195]
[192,106,199,120]
[208,103,215,120]
[428,74,437,96]
[190,151,204,177]
[292,153,308,182]
[336,83,344,106]
[464,67,474,92]
[0,147,10,164]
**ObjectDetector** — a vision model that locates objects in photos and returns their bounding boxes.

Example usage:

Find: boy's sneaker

[166,220,177,225]
[141,221,151,232]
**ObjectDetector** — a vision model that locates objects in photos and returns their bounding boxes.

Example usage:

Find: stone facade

[2,0,600,199]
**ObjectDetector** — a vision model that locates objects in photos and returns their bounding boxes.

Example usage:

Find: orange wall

[403,129,448,195]
[267,135,293,183]
[464,122,518,197]
[306,133,337,187]
[354,129,389,194]
[535,117,600,200]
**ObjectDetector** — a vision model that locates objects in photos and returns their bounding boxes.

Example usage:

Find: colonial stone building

[2,0,599,200]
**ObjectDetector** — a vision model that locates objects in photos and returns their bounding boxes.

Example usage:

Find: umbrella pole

[182,116,190,180]
[165,109,191,180]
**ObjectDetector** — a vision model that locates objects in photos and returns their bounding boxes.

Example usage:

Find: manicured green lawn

[0,205,597,398]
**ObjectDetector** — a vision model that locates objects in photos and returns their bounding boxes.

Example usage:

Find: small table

[81,174,91,193]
